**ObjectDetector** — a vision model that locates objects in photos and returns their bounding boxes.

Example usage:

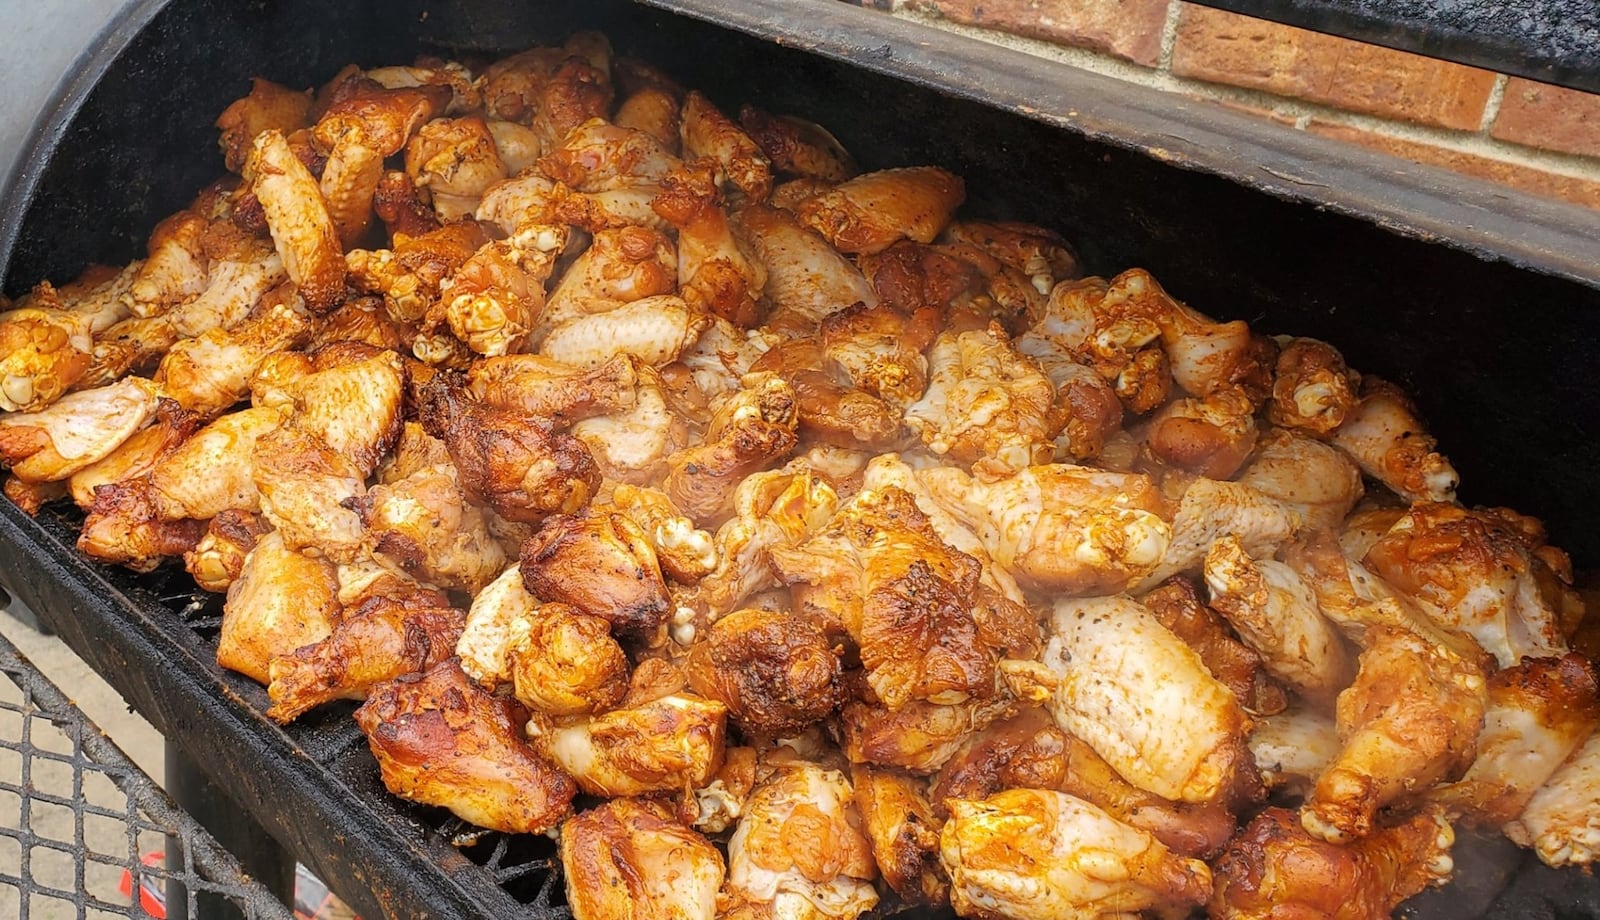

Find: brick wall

[849,0,1600,211]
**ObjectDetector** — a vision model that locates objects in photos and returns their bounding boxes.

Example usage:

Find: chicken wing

[0,377,160,482]
[688,464,838,620]
[839,696,1014,775]
[1210,806,1455,920]
[125,210,211,318]
[904,324,1057,478]
[145,404,284,519]
[519,510,671,635]
[216,77,312,173]
[1267,336,1360,435]
[0,307,96,412]
[531,692,727,797]
[650,162,765,326]
[154,296,312,416]
[419,373,600,522]
[680,92,771,201]
[570,365,678,484]
[607,484,717,584]
[663,374,799,523]
[1302,624,1487,844]
[724,761,879,920]
[1365,502,1569,668]
[1135,477,1302,591]
[1143,389,1259,479]
[216,531,341,684]
[440,227,564,357]
[940,789,1212,920]
[243,130,345,312]
[314,82,447,245]
[561,798,725,920]
[1140,576,1287,716]
[541,295,710,369]
[509,603,630,717]
[796,167,964,255]
[404,116,507,220]
[1204,535,1352,704]
[1506,727,1600,867]
[616,86,682,151]
[542,227,677,329]
[684,607,843,736]
[252,425,367,563]
[1432,653,1600,826]
[355,659,577,834]
[738,105,856,182]
[65,398,199,509]
[360,460,506,593]
[931,707,1238,859]
[919,463,1170,595]
[1013,595,1254,804]
[183,509,265,593]
[1235,427,1364,531]
[1330,377,1458,503]
[1248,704,1341,795]
[849,764,947,905]
[772,486,998,710]
[266,601,464,723]
[735,204,875,329]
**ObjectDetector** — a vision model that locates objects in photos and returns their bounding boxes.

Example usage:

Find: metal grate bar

[0,630,294,920]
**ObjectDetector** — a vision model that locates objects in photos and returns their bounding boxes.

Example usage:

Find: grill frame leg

[165,740,296,920]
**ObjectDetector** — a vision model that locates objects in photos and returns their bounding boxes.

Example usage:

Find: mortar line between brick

[1478,73,1509,134]
[1158,0,1183,72]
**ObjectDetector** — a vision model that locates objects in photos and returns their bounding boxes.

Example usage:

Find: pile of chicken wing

[3,31,1597,920]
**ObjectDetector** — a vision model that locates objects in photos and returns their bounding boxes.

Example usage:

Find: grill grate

[0,628,293,920]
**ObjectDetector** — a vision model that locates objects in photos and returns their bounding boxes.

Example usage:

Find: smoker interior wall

[5,0,1598,566]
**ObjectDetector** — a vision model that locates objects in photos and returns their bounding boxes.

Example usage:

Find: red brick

[906,0,1170,67]
[1307,120,1600,211]
[1171,5,1496,130]
[1491,78,1600,158]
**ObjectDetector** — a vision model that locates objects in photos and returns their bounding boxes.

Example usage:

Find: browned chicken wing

[216,531,341,684]
[850,764,947,905]
[1141,576,1288,716]
[519,510,671,635]
[663,374,799,523]
[685,607,843,736]
[531,691,727,797]
[243,130,345,312]
[560,798,725,920]
[420,373,601,522]
[267,601,464,723]
[796,167,964,255]
[1211,805,1455,920]
[355,658,577,834]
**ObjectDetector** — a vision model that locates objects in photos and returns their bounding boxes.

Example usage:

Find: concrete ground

[1,600,168,917]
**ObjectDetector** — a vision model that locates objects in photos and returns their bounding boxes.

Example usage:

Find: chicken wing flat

[561,798,725,920]
[0,377,160,483]
[243,130,345,313]
[940,789,1212,920]
[796,166,964,255]
[519,510,671,635]
[850,763,947,905]
[1365,501,1570,668]
[1140,576,1287,717]
[1210,806,1455,920]
[216,531,341,684]
[1431,653,1600,825]
[1015,595,1254,805]
[1506,726,1600,867]
[530,692,726,797]
[1235,427,1364,531]
[839,696,1014,775]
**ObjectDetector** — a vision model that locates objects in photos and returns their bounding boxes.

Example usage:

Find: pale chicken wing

[404,116,507,220]
[355,659,577,834]
[919,463,1170,595]
[689,464,838,620]
[215,77,312,173]
[1235,427,1364,531]
[904,325,1057,478]
[1140,576,1287,716]
[733,204,876,327]
[541,227,676,329]
[243,130,345,312]
[725,761,879,920]
[1506,727,1600,867]
[540,295,710,369]
[1204,535,1352,704]
[1365,502,1569,668]
[1330,377,1458,503]
[0,377,160,482]
[679,92,771,201]
[1011,595,1254,804]
[1136,477,1302,591]
[940,789,1212,920]
[1432,653,1600,826]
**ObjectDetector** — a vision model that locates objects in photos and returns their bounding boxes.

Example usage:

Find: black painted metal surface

[1193,0,1600,95]
[1,0,1600,918]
